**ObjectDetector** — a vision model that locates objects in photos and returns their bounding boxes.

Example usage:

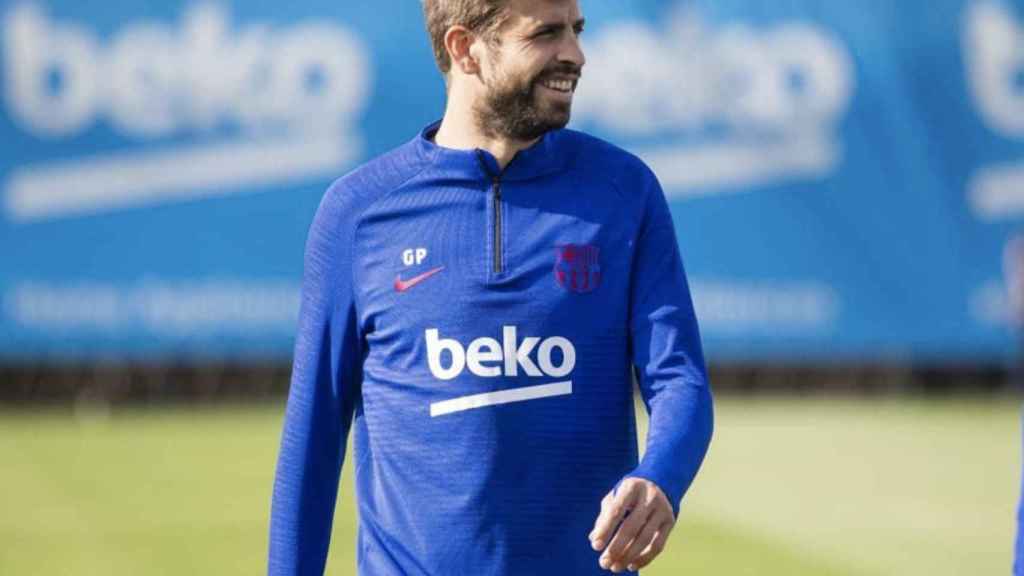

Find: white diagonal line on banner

[4,133,358,222]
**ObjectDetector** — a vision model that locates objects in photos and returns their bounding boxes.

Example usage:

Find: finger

[617,515,662,569]
[627,520,674,570]
[600,502,652,569]
[603,483,673,562]
[589,482,640,550]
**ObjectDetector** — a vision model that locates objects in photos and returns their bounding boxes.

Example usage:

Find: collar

[414,120,569,182]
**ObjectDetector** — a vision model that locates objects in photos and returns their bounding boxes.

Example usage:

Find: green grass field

[1,396,1018,575]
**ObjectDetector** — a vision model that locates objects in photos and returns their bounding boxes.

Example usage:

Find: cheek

[509,48,549,79]
[506,65,541,91]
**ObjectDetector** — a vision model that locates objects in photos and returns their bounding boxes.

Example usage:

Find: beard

[474,61,581,142]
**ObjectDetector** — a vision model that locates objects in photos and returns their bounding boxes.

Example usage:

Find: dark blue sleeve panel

[269,181,363,576]
[625,167,714,519]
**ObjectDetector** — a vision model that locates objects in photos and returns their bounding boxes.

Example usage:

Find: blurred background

[1,0,1022,574]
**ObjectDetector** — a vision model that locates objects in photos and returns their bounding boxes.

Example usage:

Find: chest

[352,179,638,344]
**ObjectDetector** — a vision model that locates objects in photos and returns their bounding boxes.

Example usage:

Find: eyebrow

[530,18,586,34]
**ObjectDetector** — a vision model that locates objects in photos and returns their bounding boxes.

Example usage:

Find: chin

[545,108,572,129]
[551,114,571,130]
[535,99,572,123]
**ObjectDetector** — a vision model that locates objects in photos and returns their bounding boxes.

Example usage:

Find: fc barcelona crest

[554,244,601,293]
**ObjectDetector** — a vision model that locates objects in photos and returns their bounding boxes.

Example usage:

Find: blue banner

[1,0,1022,362]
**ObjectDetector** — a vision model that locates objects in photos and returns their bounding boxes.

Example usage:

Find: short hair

[422,0,511,75]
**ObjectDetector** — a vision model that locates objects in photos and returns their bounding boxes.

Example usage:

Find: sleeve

[268,181,363,576]
[624,167,714,519]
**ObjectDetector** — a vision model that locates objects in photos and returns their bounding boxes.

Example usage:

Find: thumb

[590,479,641,548]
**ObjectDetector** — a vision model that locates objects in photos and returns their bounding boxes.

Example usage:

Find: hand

[588,477,675,573]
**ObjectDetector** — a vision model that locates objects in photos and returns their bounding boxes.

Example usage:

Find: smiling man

[268,1,713,574]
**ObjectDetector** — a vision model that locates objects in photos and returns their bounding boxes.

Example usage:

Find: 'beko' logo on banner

[573,8,854,198]
[963,0,1024,221]
[1,3,371,222]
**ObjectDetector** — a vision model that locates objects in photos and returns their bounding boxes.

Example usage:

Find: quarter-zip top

[269,119,714,576]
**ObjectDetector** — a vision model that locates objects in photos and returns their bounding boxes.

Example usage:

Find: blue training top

[268,121,714,576]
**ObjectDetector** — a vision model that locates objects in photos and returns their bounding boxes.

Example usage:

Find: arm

[269,182,363,576]
[625,170,713,514]
[590,167,713,573]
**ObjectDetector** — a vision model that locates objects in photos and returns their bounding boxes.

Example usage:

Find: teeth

[542,79,573,92]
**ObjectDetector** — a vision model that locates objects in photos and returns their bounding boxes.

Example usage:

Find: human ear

[444,26,480,75]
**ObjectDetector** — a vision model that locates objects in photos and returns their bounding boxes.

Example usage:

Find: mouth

[537,76,578,94]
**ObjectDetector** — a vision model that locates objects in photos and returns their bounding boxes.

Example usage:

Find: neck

[433,87,540,171]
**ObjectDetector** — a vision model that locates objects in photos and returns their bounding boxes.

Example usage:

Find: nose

[559,31,586,70]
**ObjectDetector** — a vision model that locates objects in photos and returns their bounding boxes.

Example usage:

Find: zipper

[476,150,508,277]
[492,176,503,274]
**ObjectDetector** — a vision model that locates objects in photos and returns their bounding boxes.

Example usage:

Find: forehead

[501,0,582,29]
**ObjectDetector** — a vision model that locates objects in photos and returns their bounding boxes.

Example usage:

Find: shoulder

[323,139,428,216]
[557,128,662,213]
[558,128,659,193]
[315,138,430,231]
[559,129,657,180]
[305,137,428,258]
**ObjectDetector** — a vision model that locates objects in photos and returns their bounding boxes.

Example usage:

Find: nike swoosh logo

[394,266,445,293]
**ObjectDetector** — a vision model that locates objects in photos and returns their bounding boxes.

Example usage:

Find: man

[268,0,713,574]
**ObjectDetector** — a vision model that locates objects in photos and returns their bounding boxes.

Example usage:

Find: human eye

[534,26,557,39]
